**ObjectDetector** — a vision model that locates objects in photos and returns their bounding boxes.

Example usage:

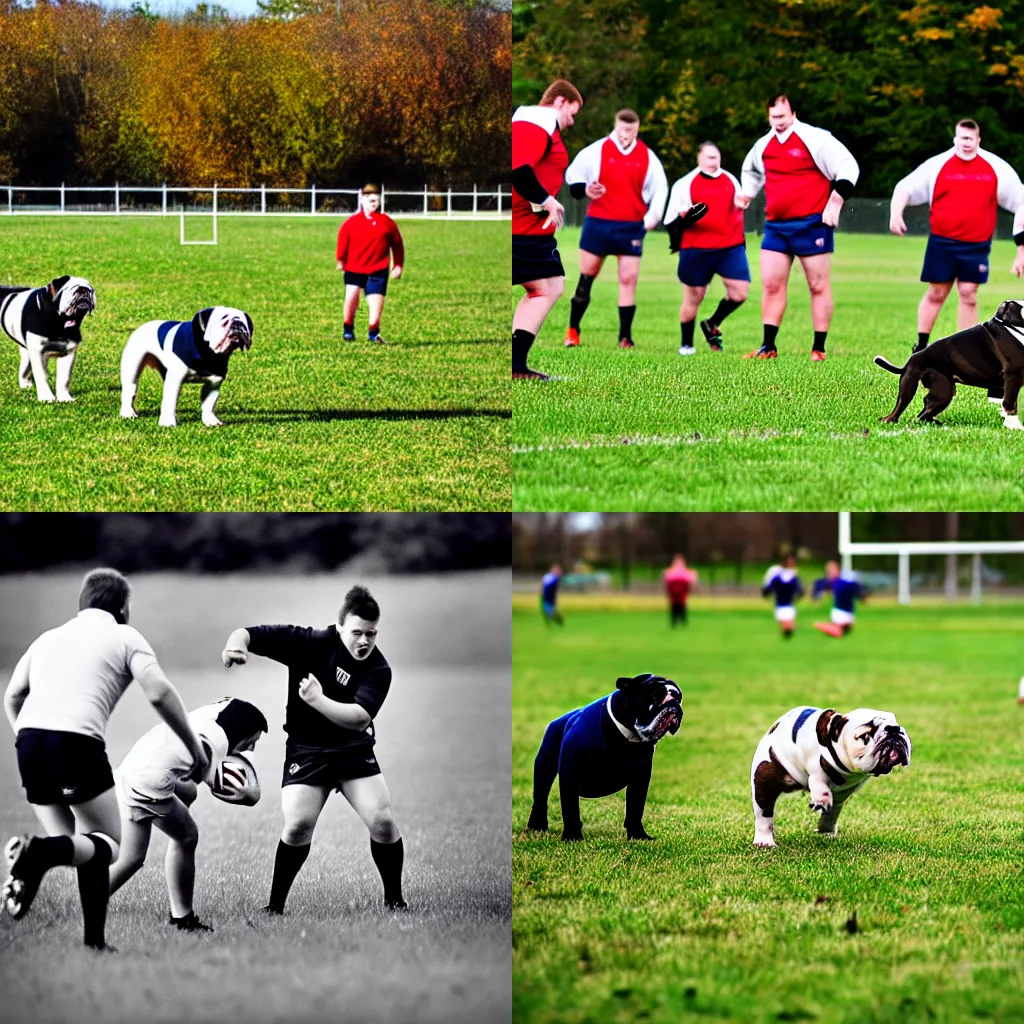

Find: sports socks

[709,298,743,326]
[762,323,780,351]
[680,320,696,348]
[267,840,310,912]
[77,833,113,949]
[917,332,929,348]
[512,329,536,374]
[370,837,405,907]
[812,330,827,353]
[31,835,75,870]
[569,274,594,330]
[368,321,380,341]
[618,304,636,341]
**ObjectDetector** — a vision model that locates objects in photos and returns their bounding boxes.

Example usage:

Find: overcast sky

[104,0,266,16]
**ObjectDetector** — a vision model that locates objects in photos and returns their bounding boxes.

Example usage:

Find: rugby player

[563,108,668,350]
[512,79,583,380]
[663,554,698,627]
[221,585,406,912]
[336,183,405,344]
[762,555,805,638]
[540,564,563,626]
[889,119,1024,358]
[812,561,867,637]
[2,568,210,951]
[738,94,860,360]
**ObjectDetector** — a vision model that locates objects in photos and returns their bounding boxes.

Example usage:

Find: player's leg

[703,247,750,350]
[679,283,706,354]
[917,282,953,343]
[153,796,209,929]
[916,235,958,352]
[799,252,833,358]
[70,789,121,949]
[513,276,565,379]
[265,781,331,913]
[342,284,362,341]
[566,250,604,346]
[616,254,641,347]
[366,293,386,343]
[754,249,793,357]
[954,281,979,330]
[108,812,153,897]
[774,606,796,638]
[339,773,406,909]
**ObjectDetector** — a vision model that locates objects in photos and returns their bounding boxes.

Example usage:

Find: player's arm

[889,156,938,235]
[514,119,564,229]
[222,627,251,666]
[642,151,669,232]
[336,222,348,271]
[566,139,606,203]
[993,157,1024,276]
[296,673,372,731]
[4,649,32,734]
[224,624,306,667]
[389,221,405,280]
[811,578,827,602]
[739,141,765,206]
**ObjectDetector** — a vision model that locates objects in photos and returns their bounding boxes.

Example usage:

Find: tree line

[0,0,511,188]
[513,0,1024,197]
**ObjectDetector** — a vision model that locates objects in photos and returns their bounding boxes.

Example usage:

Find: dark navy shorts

[677,244,751,287]
[921,234,991,284]
[762,215,834,257]
[513,234,565,286]
[282,740,381,790]
[344,270,389,295]
[579,217,645,258]
[16,728,115,806]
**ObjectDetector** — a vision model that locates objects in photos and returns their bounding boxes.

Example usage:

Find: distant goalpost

[837,511,1024,605]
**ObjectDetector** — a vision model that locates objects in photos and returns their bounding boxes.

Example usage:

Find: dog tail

[873,355,903,375]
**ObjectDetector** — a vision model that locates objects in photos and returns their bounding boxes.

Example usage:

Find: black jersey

[246,624,391,751]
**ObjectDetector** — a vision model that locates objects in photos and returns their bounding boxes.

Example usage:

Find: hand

[222,646,247,667]
[585,181,606,200]
[889,212,907,236]
[1012,248,1024,278]
[540,195,564,231]
[298,673,323,705]
[822,192,844,228]
[191,744,211,784]
[391,265,403,280]
[643,214,660,233]
[336,261,344,271]
[735,194,751,210]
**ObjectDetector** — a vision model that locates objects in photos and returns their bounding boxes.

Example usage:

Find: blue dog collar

[791,707,819,743]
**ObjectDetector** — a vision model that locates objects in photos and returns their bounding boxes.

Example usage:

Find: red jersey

[336,210,404,274]
[666,170,745,250]
[762,132,833,221]
[564,134,668,225]
[512,105,569,237]
[664,567,697,603]
[930,154,999,242]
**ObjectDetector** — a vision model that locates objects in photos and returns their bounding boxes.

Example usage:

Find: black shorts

[281,740,382,790]
[16,728,115,806]
[513,234,565,286]
[343,270,389,295]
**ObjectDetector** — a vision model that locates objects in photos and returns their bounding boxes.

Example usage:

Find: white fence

[1,183,510,220]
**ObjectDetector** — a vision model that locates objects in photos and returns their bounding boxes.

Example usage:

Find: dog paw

[202,416,224,428]
[526,815,549,832]
[120,409,138,420]
[1002,414,1024,431]
[158,418,178,428]
[561,830,584,843]
[626,828,654,841]
[753,833,777,848]
[56,394,74,403]
[809,792,833,813]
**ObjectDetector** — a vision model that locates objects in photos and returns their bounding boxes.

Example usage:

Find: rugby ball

[210,753,260,806]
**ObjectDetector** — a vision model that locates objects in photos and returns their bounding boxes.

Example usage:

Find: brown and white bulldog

[750,706,911,847]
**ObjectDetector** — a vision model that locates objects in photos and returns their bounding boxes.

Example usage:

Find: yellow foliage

[958,6,1002,32]
[913,26,954,40]
[988,63,1009,75]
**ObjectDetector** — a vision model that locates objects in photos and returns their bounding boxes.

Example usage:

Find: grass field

[0,571,510,1024]
[513,598,1024,1023]
[0,217,508,510]
[513,230,1024,510]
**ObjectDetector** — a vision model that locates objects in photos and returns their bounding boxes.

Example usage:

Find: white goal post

[838,511,1024,605]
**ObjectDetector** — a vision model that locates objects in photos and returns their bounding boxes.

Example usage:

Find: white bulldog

[750,706,911,847]
[0,276,96,402]
[120,306,252,427]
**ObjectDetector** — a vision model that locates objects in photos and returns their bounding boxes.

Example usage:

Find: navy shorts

[921,234,991,284]
[343,270,389,295]
[513,234,565,286]
[16,728,115,806]
[762,215,834,257]
[677,244,751,287]
[579,217,645,258]
[282,740,381,790]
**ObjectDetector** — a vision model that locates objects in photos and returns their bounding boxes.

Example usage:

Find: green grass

[513,602,1024,1023]
[513,231,1024,510]
[0,217,509,510]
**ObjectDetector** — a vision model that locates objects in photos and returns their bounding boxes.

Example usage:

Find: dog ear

[193,308,212,336]
[244,312,254,339]
[828,713,848,744]
[47,276,70,298]
[615,674,651,691]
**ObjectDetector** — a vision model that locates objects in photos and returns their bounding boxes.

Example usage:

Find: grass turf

[513,599,1024,1023]
[0,217,508,510]
[513,230,1024,510]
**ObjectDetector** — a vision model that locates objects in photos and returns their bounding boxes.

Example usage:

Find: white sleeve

[799,123,860,186]
[664,171,697,225]
[565,138,605,187]
[642,149,669,224]
[741,136,767,198]
[892,152,949,207]
[988,151,1024,238]
[125,627,159,680]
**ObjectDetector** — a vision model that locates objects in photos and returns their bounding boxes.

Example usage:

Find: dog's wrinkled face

[51,276,96,324]
[837,709,911,776]
[615,673,683,743]
[204,306,253,355]
[993,300,1024,331]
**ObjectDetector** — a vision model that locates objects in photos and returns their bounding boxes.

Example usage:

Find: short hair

[697,140,719,154]
[615,108,639,124]
[215,698,268,751]
[361,182,381,195]
[540,79,583,107]
[79,568,130,620]
[767,93,794,110]
[956,119,980,134]
[339,585,380,624]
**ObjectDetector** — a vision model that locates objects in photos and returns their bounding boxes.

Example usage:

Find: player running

[540,564,564,626]
[738,94,859,361]
[335,183,405,345]
[563,109,668,351]
[665,142,750,355]
[2,568,210,951]
[221,585,406,913]
[108,697,268,932]
[889,118,1024,358]
[762,555,804,638]
[512,79,583,380]
[812,561,867,637]
[663,554,698,626]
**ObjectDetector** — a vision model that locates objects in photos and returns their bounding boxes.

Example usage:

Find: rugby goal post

[180,186,218,245]
[838,511,1024,605]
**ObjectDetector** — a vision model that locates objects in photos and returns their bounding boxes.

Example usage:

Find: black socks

[35,835,75,870]
[267,840,310,913]
[762,323,780,351]
[569,274,594,330]
[813,330,827,353]
[370,837,406,907]
[680,320,696,348]
[618,305,636,341]
[78,834,112,950]
[710,298,743,326]
[512,329,535,373]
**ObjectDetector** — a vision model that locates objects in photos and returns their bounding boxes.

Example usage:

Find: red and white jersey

[741,119,859,221]
[664,168,746,249]
[892,148,1024,243]
[565,134,668,227]
[512,105,569,237]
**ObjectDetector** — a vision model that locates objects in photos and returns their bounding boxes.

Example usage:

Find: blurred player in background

[108,697,268,933]
[812,561,867,637]
[762,554,804,638]
[335,183,405,344]
[540,564,564,626]
[663,554,698,626]
[563,109,668,351]
[665,142,749,355]
[512,79,583,379]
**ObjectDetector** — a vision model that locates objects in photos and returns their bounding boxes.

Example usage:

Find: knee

[807,278,831,298]
[619,271,639,289]
[926,284,950,302]
[762,279,786,297]
[957,285,978,304]
[728,284,749,302]
[548,279,565,302]
[282,820,316,846]
[369,805,399,843]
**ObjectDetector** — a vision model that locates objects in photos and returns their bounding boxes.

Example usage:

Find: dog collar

[606,696,643,743]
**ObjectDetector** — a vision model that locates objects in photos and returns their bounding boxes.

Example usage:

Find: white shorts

[774,606,797,624]
[830,608,854,626]
[115,768,176,823]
